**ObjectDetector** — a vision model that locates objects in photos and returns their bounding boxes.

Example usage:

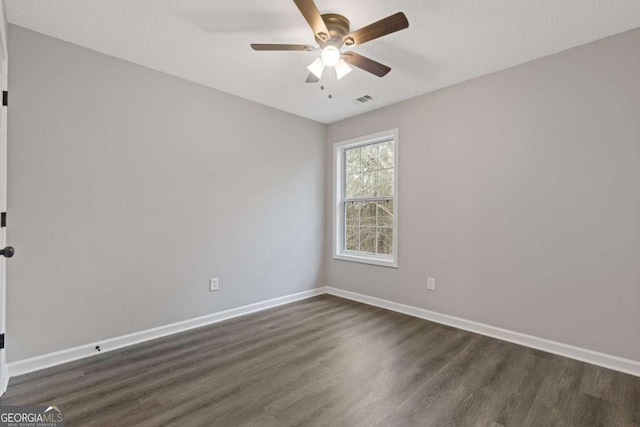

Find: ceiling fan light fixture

[250,0,408,83]
[307,57,325,79]
[321,45,341,67]
[335,59,352,80]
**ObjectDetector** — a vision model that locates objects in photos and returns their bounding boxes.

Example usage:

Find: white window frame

[332,129,399,268]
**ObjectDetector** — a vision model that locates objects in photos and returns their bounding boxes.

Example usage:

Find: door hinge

[2,91,6,107]
[0,334,4,349]
[0,212,5,227]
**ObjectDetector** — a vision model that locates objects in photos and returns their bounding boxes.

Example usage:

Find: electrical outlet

[427,277,436,291]
[210,278,219,292]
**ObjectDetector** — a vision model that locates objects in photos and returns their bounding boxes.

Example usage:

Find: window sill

[333,253,398,268]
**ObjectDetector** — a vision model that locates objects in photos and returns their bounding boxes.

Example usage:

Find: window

[333,129,398,268]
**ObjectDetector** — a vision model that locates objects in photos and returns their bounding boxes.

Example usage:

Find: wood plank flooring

[1,295,638,426]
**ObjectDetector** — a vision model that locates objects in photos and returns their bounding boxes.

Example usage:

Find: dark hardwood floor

[1,295,638,426]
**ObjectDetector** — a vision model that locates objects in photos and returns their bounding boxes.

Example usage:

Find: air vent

[355,95,374,103]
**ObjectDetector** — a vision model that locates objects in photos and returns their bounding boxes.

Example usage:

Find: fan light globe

[321,46,341,67]
[335,59,352,80]
[307,57,325,79]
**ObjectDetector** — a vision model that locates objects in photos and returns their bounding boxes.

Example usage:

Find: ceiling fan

[251,0,409,83]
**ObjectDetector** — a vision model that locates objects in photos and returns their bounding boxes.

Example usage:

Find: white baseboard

[6,287,326,380]
[325,287,640,377]
[0,362,8,396]
[5,285,639,386]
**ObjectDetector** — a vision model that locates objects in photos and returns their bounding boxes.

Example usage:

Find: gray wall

[7,23,640,365]
[7,25,325,362]
[327,28,640,362]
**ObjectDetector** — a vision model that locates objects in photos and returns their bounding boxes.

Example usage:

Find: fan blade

[293,0,330,40]
[342,52,391,77]
[305,72,320,83]
[251,44,316,51]
[344,12,409,46]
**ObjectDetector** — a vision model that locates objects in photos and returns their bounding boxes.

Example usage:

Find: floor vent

[355,95,374,103]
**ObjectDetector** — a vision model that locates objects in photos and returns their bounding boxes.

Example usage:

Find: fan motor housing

[316,13,350,46]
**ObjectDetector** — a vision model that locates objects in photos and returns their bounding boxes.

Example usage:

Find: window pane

[361,144,378,172]
[377,200,393,226]
[360,227,376,253]
[345,147,361,174]
[361,171,377,198]
[377,168,394,197]
[378,140,394,169]
[338,137,396,261]
[345,226,359,251]
[345,173,362,199]
[361,202,377,226]
[345,201,361,226]
[377,227,393,255]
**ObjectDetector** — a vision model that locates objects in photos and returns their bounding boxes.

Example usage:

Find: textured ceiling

[6,0,640,123]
